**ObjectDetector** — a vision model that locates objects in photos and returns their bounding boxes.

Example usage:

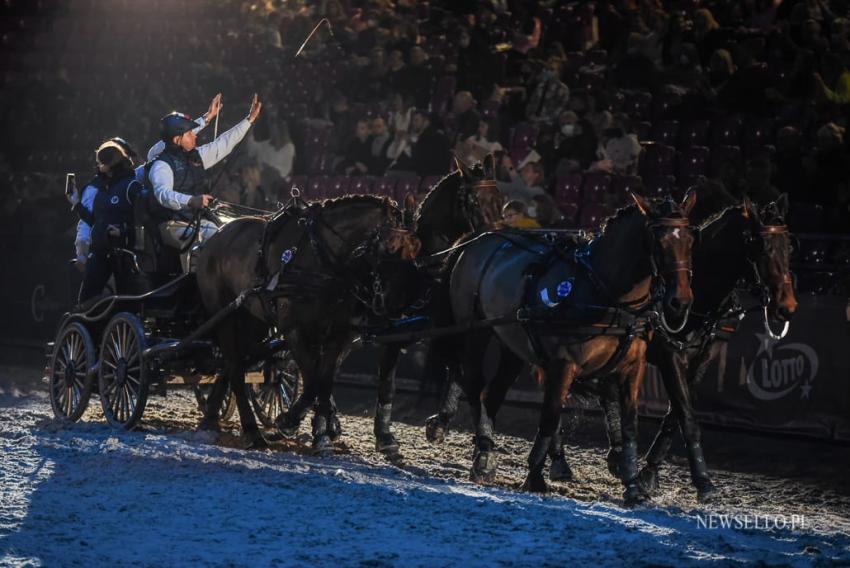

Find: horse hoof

[696,479,719,503]
[329,414,342,441]
[521,472,549,493]
[623,482,651,507]
[637,466,659,494]
[606,449,622,479]
[312,434,334,457]
[549,456,574,482]
[244,433,269,451]
[470,451,498,483]
[375,432,400,455]
[425,415,447,444]
[275,414,300,438]
[197,418,221,432]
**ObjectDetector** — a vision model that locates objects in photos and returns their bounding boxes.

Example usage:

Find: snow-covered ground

[1,367,849,566]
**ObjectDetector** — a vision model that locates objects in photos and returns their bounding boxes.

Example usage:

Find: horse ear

[453,154,471,180]
[681,189,698,217]
[630,191,651,216]
[775,193,789,218]
[742,196,758,221]
[404,192,416,212]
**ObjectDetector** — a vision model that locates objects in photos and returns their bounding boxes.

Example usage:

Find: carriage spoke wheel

[49,322,96,422]
[193,380,237,422]
[98,313,149,430]
[250,352,301,428]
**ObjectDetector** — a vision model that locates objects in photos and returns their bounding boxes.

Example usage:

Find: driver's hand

[247,93,263,124]
[205,93,223,123]
[74,253,87,272]
[188,194,214,209]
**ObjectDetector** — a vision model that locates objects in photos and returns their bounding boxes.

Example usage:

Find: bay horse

[446,192,697,504]
[196,195,420,450]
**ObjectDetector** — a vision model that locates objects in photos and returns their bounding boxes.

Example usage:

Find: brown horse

[446,192,697,504]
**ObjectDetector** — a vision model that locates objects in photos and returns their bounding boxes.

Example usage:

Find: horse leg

[310,339,347,457]
[462,335,499,482]
[275,333,319,437]
[618,357,651,506]
[638,403,677,494]
[664,355,717,502]
[600,378,625,479]
[424,339,459,443]
[374,343,402,456]
[197,374,228,432]
[216,324,267,450]
[522,360,577,493]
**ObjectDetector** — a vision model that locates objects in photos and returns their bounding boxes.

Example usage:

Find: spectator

[593,116,642,176]
[369,116,393,175]
[501,200,541,228]
[245,116,295,191]
[538,110,598,178]
[387,109,450,177]
[497,155,546,206]
[338,118,373,176]
[525,57,570,127]
[458,118,504,166]
[397,46,434,109]
[450,90,481,143]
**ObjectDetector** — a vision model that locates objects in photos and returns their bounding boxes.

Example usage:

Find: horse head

[631,191,698,332]
[454,154,505,229]
[742,194,797,339]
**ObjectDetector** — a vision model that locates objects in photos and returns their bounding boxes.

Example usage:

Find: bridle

[745,222,792,340]
[647,216,694,334]
[459,178,500,233]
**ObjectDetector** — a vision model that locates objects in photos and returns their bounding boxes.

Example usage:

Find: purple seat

[394,176,421,200]
[650,120,680,147]
[676,146,710,188]
[622,90,653,121]
[373,177,398,198]
[742,117,775,155]
[579,203,611,229]
[636,121,653,141]
[554,174,583,208]
[481,99,501,119]
[711,115,743,147]
[510,122,539,150]
[581,172,612,204]
[328,176,352,198]
[420,175,443,194]
[349,176,375,194]
[306,176,331,200]
[639,142,676,179]
[611,175,644,206]
[642,175,677,199]
[652,92,682,120]
[709,145,743,178]
[678,120,711,147]
[558,202,579,225]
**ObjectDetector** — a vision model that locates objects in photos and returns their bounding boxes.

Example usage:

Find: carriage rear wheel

[193,380,237,422]
[250,352,301,428]
[98,312,149,429]
[48,322,96,422]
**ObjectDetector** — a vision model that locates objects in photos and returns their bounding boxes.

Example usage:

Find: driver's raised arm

[196,117,252,169]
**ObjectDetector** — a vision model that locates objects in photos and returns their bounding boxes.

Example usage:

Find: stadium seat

[676,145,710,188]
[349,176,375,195]
[328,176,352,198]
[711,115,743,147]
[642,175,678,199]
[394,176,421,200]
[554,174,583,205]
[650,120,680,147]
[374,177,398,198]
[639,142,676,179]
[581,172,612,204]
[578,203,611,228]
[709,145,743,178]
[678,120,711,147]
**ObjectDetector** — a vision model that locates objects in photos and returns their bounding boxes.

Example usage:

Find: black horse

[631,194,798,500]
[370,158,504,455]
[195,195,418,450]
[445,193,697,504]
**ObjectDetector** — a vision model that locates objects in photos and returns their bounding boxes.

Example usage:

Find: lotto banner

[640,294,850,441]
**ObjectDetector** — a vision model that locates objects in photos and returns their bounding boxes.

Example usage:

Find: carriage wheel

[98,312,149,429]
[250,352,301,428]
[193,380,237,422]
[48,322,96,422]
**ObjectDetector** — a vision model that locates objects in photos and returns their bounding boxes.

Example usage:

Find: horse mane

[414,171,460,224]
[697,203,744,232]
[597,202,641,235]
[318,193,397,210]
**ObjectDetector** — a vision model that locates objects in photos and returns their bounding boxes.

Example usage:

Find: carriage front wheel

[98,312,149,429]
[48,321,96,422]
[250,352,301,428]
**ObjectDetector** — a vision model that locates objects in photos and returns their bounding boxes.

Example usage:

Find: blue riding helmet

[160,112,197,141]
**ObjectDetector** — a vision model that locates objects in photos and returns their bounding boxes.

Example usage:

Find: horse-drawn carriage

[44,202,299,430]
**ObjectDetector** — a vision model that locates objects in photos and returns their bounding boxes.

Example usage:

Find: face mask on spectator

[561,124,578,137]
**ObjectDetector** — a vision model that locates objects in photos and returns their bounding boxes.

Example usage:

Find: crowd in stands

[2,0,850,251]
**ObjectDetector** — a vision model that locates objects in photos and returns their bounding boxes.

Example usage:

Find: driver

[147,93,263,271]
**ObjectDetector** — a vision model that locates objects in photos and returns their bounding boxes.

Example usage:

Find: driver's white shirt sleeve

[146,116,208,162]
[149,160,191,210]
[197,118,251,168]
